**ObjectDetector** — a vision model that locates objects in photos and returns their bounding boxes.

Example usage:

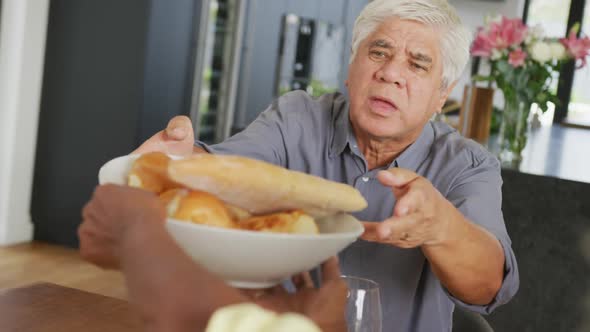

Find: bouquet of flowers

[470,16,590,164]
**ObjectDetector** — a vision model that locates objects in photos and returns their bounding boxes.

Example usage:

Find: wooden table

[0,283,143,331]
[0,242,127,300]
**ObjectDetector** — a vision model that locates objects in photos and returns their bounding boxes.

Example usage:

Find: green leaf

[496,61,512,75]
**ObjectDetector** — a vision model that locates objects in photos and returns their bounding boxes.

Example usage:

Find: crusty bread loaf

[238,211,319,235]
[167,154,368,217]
[128,152,177,193]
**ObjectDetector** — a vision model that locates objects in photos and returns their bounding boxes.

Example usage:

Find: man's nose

[375,60,407,88]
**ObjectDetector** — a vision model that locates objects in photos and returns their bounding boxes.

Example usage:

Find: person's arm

[437,157,519,312]
[420,199,504,305]
[79,184,247,331]
[119,220,247,332]
[362,162,517,307]
[135,91,320,167]
[134,103,288,164]
[112,223,341,332]
[194,96,295,166]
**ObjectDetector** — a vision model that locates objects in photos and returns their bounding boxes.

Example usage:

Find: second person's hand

[242,257,349,332]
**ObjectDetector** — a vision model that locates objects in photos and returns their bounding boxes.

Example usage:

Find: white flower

[549,42,567,60]
[491,49,503,61]
[530,42,552,63]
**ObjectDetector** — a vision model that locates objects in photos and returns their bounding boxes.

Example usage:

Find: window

[568,3,590,126]
[191,0,244,143]
[525,0,590,127]
[527,0,572,37]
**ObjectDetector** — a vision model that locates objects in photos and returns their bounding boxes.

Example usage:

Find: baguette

[167,154,368,217]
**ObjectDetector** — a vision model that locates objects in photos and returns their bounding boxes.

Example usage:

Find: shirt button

[361,176,369,182]
[352,144,357,148]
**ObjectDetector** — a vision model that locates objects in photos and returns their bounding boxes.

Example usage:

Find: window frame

[523,0,588,124]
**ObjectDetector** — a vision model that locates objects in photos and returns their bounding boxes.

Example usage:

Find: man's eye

[370,50,387,59]
[411,63,426,71]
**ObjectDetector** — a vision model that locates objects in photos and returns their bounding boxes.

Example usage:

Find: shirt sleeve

[205,303,322,332]
[195,93,301,167]
[443,153,520,315]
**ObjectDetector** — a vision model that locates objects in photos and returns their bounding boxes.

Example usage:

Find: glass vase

[497,94,530,168]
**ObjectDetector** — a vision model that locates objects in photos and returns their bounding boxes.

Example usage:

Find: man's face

[347,18,453,141]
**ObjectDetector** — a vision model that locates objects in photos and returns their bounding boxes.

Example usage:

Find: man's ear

[437,81,458,112]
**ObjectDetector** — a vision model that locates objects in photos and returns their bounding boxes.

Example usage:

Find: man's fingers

[131,132,165,155]
[393,187,424,217]
[77,226,119,269]
[377,168,420,188]
[165,116,193,140]
[363,221,395,240]
[377,214,424,247]
[132,116,195,155]
[321,257,341,283]
[360,222,380,241]
[361,216,423,248]
[376,215,417,238]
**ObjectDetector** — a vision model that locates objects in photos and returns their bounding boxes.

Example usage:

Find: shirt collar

[329,95,350,157]
[329,97,435,171]
[394,122,435,171]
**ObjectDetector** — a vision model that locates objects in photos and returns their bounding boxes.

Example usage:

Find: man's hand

[133,116,201,156]
[361,168,454,248]
[244,257,348,332]
[362,168,506,305]
[78,184,166,269]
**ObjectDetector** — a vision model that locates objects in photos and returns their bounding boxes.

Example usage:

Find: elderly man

[135,0,519,330]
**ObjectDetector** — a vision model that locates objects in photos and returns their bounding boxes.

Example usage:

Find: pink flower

[508,49,527,67]
[560,28,590,68]
[488,17,528,50]
[471,28,495,57]
[471,16,529,58]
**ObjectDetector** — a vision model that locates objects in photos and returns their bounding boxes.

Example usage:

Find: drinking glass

[342,275,383,332]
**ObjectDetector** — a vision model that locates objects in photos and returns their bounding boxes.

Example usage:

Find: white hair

[350,0,472,89]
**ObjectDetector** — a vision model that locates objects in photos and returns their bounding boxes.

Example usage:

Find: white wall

[0,0,50,245]
[449,0,526,102]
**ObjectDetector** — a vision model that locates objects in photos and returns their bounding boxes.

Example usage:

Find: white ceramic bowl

[98,155,364,288]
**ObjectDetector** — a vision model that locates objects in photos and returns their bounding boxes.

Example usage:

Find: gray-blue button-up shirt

[196,91,519,332]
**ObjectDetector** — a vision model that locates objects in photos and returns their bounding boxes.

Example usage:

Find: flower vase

[497,94,530,167]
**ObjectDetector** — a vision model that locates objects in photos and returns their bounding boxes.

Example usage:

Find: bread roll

[239,211,319,235]
[128,152,177,193]
[167,154,368,217]
[226,204,252,221]
[160,188,315,234]
[159,188,188,217]
[159,188,237,229]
